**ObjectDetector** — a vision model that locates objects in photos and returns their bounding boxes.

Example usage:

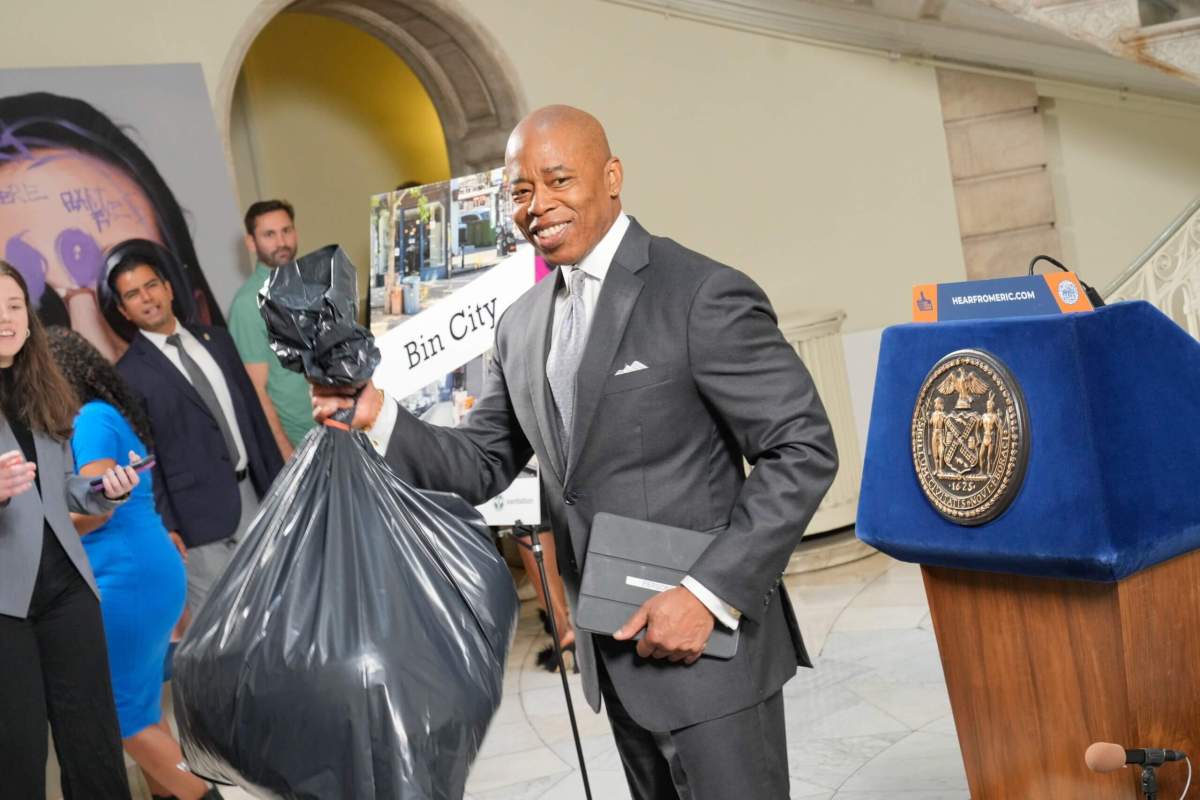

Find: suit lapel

[133,332,212,420]
[526,270,567,482]
[187,324,241,415]
[565,220,650,481]
[187,324,221,364]
[31,427,52,502]
[189,326,258,459]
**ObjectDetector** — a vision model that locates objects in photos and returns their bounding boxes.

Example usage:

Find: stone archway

[216,0,527,176]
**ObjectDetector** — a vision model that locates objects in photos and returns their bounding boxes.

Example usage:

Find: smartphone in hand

[89,454,156,492]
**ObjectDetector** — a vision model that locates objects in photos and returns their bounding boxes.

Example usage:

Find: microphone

[1085,741,1188,773]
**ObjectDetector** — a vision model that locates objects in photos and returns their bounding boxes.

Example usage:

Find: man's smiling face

[506,108,623,267]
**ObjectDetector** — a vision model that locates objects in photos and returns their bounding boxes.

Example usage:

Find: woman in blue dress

[48,327,222,800]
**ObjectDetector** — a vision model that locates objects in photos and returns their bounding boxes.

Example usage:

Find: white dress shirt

[142,324,249,472]
[369,212,741,630]
[547,212,629,363]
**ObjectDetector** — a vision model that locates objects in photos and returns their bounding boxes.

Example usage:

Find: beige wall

[231,12,450,281]
[1042,93,1200,292]
[462,1,967,332]
[3,1,257,105]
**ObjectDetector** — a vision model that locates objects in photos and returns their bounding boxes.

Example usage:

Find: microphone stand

[510,522,593,800]
[1139,764,1158,800]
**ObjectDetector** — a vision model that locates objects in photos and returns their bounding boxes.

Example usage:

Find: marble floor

[207,551,970,800]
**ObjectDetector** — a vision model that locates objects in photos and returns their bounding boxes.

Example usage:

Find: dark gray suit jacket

[0,421,123,618]
[385,219,837,731]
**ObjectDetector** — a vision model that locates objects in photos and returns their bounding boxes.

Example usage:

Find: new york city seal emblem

[911,349,1029,525]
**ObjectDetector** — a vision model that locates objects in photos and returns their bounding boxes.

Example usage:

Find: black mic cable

[1028,254,1106,308]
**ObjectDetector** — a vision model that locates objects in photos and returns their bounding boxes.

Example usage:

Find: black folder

[575,512,739,659]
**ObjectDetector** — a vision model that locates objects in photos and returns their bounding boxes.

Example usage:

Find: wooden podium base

[923,548,1200,799]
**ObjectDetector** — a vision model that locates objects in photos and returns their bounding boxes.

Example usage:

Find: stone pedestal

[779,309,863,539]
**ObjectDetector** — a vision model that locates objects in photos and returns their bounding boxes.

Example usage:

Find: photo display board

[369,169,549,525]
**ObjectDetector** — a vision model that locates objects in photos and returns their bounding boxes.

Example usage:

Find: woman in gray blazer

[0,261,141,800]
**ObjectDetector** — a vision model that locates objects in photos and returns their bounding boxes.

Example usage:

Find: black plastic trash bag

[172,245,519,799]
[258,243,381,386]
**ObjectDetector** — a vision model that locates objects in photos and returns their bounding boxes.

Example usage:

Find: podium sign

[912,273,1092,322]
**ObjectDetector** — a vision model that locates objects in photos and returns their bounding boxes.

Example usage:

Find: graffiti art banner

[0,64,245,362]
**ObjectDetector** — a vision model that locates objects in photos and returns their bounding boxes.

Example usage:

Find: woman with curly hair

[0,262,140,800]
[48,326,221,800]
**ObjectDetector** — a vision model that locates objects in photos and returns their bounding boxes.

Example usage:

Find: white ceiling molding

[602,0,1200,102]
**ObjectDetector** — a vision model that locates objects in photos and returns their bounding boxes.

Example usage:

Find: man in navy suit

[111,254,282,614]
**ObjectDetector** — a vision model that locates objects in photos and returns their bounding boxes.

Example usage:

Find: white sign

[374,248,535,398]
[374,247,540,525]
[477,469,542,526]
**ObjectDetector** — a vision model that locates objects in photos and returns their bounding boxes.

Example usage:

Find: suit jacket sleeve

[684,267,838,622]
[385,332,533,505]
[61,440,123,516]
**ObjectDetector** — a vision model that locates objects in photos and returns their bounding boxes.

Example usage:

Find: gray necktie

[165,333,239,468]
[547,270,589,448]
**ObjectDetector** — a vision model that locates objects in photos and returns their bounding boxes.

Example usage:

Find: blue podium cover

[857,301,1200,582]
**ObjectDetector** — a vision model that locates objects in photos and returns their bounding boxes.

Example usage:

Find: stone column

[936,69,1064,279]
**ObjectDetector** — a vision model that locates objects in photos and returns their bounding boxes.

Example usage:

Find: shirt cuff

[367,391,398,456]
[681,576,741,631]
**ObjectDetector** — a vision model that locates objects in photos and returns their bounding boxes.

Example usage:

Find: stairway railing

[1104,195,1200,338]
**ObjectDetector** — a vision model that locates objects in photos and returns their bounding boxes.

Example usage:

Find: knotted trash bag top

[257,243,381,387]
[172,245,520,799]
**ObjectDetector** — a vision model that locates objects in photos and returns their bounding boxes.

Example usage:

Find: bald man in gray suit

[316,106,838,799]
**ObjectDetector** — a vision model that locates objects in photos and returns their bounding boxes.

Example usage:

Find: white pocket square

[614,361,648,376]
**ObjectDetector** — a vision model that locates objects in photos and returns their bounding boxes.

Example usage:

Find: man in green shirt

[228,200,313,459]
